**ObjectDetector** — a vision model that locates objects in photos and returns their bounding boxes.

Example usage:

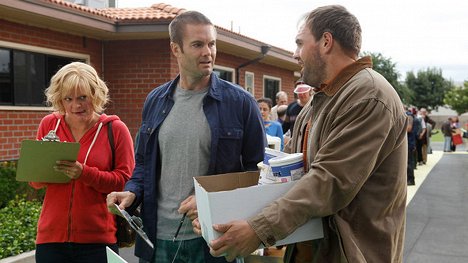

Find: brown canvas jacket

[249,57,407,263]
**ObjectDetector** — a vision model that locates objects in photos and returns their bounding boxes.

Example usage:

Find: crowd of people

[405,107,436,185]
[26,5,467,263]
[406,107,466,185]
[256,82,314,150]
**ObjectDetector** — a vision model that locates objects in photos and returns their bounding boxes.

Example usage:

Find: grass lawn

[430,129,443,142]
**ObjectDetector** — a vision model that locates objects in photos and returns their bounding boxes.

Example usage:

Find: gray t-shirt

[156,85,211,240]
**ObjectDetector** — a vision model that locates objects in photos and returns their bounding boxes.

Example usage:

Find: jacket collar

[318,56,373,96]
[159,74,223,101]
[207,74,223,101]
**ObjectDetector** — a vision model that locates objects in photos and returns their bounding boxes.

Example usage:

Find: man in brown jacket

[204,5,407,263]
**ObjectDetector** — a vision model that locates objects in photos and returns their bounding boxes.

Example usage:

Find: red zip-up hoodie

[30,112,135,244]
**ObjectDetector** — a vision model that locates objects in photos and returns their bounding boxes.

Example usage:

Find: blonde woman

[30,62,135,263]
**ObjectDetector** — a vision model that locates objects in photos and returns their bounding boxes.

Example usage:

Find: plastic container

[266,134,281,151]
[263,147,287,165]
[269,153,304,183]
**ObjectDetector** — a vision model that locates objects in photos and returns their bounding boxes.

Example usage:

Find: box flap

[194,177,214,243]
[194,171,259,192]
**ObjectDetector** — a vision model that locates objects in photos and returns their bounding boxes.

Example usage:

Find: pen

[173,212,187,242]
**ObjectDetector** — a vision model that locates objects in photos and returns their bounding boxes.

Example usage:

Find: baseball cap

[293,84,312,94]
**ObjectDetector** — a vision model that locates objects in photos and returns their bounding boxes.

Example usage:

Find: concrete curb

[0,250,35,263]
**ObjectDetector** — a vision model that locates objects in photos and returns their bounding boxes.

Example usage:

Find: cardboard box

[194,172,323,247]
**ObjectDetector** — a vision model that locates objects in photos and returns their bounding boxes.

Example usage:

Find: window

[213,65,234,82]
[0,49,11,104]
[0,47,83,106]
[263,75,281,102]
[245,72,254,95]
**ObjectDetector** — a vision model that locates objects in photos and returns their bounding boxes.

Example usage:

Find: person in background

[415,109,427,165]
[282,82,313,135]
[406,108,416,186]
[419,108,436,154]
[258,97,284,150]
[276,104,288,125]
[106,11,265,263]
[441,117,453,152]
[426,121,435,154]
[411,107,422,168]
[463,121,468,152]
[277,104,290,145]
[270,91,288,121]
[451,116,461,151]
[30,62,135,263]
[206,5,407,263]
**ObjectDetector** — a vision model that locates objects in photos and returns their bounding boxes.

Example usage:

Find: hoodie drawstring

[54,118,61,132]
[83,122,103,165]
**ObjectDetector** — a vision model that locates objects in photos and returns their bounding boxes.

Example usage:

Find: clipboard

[109,204,154,249]
[106,246,128,263]
[16,140,80,183]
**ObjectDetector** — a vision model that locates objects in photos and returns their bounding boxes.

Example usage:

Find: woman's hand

[55,160,83,180]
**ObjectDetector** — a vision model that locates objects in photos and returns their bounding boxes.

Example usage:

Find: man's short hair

[277,105,288,117]
[169,11,215,50]
[275,91,288,100]
[304,5,361,57]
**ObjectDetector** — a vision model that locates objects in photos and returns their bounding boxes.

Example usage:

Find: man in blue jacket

[107,11,265,263]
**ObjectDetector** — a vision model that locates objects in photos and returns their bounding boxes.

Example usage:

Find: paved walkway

[120,142,468,263]
[404,142,468,263]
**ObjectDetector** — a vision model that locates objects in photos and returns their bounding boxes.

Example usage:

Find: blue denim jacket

[124,74,266,261]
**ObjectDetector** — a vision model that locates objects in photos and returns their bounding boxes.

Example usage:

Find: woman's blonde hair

[45,62,109,114]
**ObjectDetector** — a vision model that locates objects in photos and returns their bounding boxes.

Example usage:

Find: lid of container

[268,153,303,166]
[265,147,287,157]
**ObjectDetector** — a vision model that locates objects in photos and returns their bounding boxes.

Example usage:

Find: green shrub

[0,162,45,259]
[0,165,21,208]
[0,163,45,208]
[0,196,42,259]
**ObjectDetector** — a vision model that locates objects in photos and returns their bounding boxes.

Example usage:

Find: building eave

[0,0,300,71]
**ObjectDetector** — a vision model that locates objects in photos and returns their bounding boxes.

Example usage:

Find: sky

[117,0,468,84]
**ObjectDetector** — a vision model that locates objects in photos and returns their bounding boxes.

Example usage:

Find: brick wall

[103,39,177,138]
[0,111,48,160]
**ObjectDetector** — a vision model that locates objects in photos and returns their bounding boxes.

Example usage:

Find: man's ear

[170,42,181,57]
[321,32,334,54]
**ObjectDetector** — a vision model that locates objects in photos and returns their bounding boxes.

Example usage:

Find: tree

[444,81,468,115]
[404,68,452,111]
[363,52,411,104]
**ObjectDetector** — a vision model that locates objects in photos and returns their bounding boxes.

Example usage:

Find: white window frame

[213,65,235,83]
[0,40,89,62]
[244,71,255,95]
[0,40,90,111]
[262,74,282,98]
